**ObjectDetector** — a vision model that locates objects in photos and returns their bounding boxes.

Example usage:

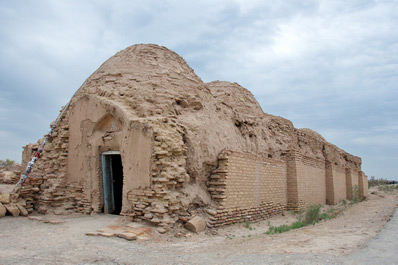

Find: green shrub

[319,208,337,220]
[266,224,291,234]
[244,221,255,230]
[265,221,305,235]
[291,221,306,229]
[304,205,322,225]
[265,205,337,235]
[351,185,361,203]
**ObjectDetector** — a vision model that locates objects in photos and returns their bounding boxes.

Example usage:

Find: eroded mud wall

[67,95,154,213]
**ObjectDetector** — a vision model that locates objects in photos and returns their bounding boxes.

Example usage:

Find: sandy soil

[154,187,398,255]
[0,187,397,264]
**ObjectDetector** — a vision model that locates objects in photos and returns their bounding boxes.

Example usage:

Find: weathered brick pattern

[326,162,347,204]
[286,151,326,209]
[299,155,326,206]
[346,168,360,200]
[358,171,369,198]
[21,117,191,231]
[124,118,191,230]
[286,153,300,210]
[223,152,287,208]
[19,116,92,215]
[207,150,286,227]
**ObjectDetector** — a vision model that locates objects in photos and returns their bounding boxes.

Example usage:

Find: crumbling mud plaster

[21,44,368,230]
[67,95,154,213]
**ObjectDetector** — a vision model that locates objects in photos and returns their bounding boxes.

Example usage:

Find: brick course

[207,150,369,227]
[207,150,286,227]
[326,162,347,204]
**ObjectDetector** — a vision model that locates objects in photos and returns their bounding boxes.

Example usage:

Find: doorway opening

[101,151,124,215]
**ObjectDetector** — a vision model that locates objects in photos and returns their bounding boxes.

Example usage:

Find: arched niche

[93,114,122,133]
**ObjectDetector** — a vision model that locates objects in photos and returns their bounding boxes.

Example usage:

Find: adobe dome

[67,44,360,184]
[20,44,364,228]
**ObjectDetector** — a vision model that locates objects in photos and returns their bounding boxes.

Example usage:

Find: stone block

[0,193,10,204]
[98,232,115,237]
[205,209,217,216]
[116,232,137,241]
[10,193,19,201]
[185,216,206,233]
[17,199,27,206]
[16,204,29,216]
[156,227,168,234]
[4,203,20,217]
[85,232,100,236]
[0,203,6,217]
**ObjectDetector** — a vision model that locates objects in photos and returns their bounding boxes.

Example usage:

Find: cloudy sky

[0,0,397,180]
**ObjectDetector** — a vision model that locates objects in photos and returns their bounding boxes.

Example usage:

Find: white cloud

[0,0,397,179]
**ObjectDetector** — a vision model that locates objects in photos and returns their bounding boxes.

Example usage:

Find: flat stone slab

[4,203,20,217]
[97,232,115,237]
[116,232,137,241]
[28,216,65,224]
[0,203,6,217]
[16,204,28,216]
[85,232,100,236]
[86,223,152,241]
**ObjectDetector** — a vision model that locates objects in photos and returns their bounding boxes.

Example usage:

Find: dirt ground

[0,187,397,264]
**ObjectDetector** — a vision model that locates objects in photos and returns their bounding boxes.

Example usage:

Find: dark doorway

[101,152,124,215]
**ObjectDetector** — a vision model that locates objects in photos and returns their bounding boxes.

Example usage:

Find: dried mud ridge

[0,187,397,264]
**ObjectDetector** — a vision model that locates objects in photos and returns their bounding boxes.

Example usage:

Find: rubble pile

[0,192,29,218]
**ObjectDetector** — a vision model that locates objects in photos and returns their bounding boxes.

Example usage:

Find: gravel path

[0,193,397,265]
[345,208,398,264]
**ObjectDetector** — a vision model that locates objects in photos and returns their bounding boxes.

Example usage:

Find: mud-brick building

[21,44,368,230]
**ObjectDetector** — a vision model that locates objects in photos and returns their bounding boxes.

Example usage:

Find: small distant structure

[386,180,398,185]
[20,44,368,230]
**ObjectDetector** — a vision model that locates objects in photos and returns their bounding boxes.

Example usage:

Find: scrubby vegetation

[244,221,255,231]
[368,176,398,193]
[0,159,15,168]
[368,176,388,187]
[266,221,306,234]
[351,185,362,203]
[265,205,337,235]
[378,184,398,192]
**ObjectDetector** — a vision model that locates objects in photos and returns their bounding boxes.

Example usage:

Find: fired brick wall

[298,154,326,206]
[286,151,326,209]
[326,162,347,204]
[358,171,369,198]
[346,168,360,200]
[207,151,286,227]
[224,152,287,208]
